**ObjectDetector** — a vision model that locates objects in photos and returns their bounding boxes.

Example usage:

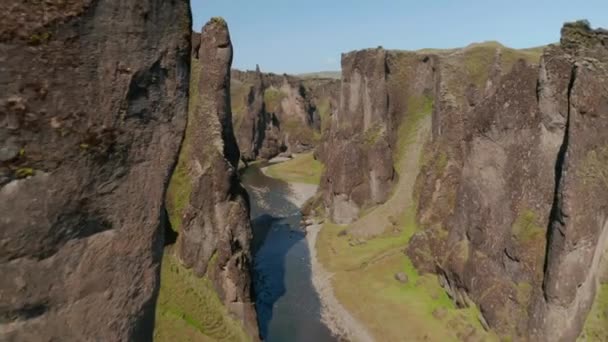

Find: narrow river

[241,165,335,342]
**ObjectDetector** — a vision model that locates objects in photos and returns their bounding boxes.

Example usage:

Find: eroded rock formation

[0,0,191,340]
[175,18,259,337]
[321,21,608,341]
[231,68,340,161]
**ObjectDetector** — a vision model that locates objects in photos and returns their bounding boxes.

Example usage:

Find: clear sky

[191,0,608,74]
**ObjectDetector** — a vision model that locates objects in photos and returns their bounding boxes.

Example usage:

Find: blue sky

[191,0,608,74]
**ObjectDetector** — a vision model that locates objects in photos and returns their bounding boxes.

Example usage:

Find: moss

[263,87,285,112]
[154,250,250,342]
[28,32,51,45]
[516,282,533,307]
[230,80,251,131]
[579,284,608,341]
[511,209,544,243]
[165,58,200,231]
[316,96,332,133]
[210,16,226,25]
[362,123,385,147]
[579,147,608,189]
[280,118,319,146]
[393,94,434,170]
[15,168,34,178]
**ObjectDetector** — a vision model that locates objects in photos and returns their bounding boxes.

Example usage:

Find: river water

[241,166,335,342]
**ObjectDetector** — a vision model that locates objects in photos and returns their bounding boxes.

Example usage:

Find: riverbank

[259,156,373,341]
[306,223,375,342]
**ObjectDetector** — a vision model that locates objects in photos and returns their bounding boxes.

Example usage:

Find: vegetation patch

[165,58,201,231]
[511,209,544,244]
[579,146,608,190]
[579,284,608,341]
[463,42,542,89]
[264,152,323,185]
[263,87,285,112]
[362,123,386,147]
[282,119,319,146]
[230,79,251,131]
[154,250,250,342]
[316,212,497,341]
[316,97,332,134]
[393,94,434,170]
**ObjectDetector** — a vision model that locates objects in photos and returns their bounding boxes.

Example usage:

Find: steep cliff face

[321,21,608,341]
[0,0,191,340]
[231,68,339,161]
[162,18,258,338]
[410,22,608,341]
[533,22,608,341]
[233,66,282,160]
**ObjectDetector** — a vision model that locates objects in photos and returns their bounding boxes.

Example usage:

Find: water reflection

[242,166,335,342]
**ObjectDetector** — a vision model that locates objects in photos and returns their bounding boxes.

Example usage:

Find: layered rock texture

[162,18,258,339]
[0,0,191,340]
[321,21,608,341]
[231,68,340,160]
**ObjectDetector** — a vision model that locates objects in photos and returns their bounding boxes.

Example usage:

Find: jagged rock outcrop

[532,22,608,341]
[0,1,191,341]
[409,21,608,341]
[231,68,339,160]
[235,66,283,160]
[321,20,608,341]
[321,40,541,224]
[321,48,396,223]
[175,18,259,337]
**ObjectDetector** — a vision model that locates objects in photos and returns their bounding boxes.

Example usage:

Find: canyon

[0,1,606,342]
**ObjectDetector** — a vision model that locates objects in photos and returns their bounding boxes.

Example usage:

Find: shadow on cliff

[242,166,307,339]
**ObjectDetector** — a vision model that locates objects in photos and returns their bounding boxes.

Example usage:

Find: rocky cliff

[321,21,608,341]
[161,18,258,339]
[0,0,191,340]
[231,68,339,161]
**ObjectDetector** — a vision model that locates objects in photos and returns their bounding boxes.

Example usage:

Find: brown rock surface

[0,0,191,340]
[322,20,608,341]
[231,68,339,160]
[175,18,259,337]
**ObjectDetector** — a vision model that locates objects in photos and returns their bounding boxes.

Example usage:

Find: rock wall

[174,18,259,337]
[0,0,191,340]
[410,21,608,341]
[322,21,608,341]
[231,68,339,161]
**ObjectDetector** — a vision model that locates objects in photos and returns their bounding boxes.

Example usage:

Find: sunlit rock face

[0,0,191,340]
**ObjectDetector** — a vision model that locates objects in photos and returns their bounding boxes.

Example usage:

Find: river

[241,165,336,342]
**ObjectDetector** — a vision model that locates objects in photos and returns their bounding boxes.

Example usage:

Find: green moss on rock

[511,209,544,243]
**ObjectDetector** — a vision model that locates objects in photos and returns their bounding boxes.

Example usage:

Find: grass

[393,94,433,171]
[579,284,608,341]
[463,42,542,89]
[316,212,497,341]
[154,250,250,342]
[264,152,323,185]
